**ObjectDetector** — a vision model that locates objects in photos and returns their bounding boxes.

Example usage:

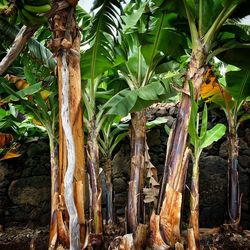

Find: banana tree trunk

[228,119,240,227]
[153,48,206,247]
[87,120,103,248]
[50,2,86,249]
[127,111,146,233]
[187,157,200,250]
[104,158,114,224]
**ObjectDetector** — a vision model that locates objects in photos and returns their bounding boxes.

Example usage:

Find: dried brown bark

[127,111,146,234]
[49,1,86,249]
[0,26,37,76]
[87,121,103,248]
[154,48,206,247]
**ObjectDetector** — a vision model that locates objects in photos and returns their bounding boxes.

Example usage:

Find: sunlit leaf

[200,124,226,149]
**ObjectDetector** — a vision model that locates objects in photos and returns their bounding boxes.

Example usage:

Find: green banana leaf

[103,78,176,116]
[225,69,250,101]
[81,0,121,79]
[200,124,226,149]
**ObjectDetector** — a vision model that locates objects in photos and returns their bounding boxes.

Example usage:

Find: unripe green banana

[21,8,47,26]
[24,4,51,13]
[18,9,30,26]
[25,0,51,7]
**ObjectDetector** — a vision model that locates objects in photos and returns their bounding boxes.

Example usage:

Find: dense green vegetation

[0,0,250,249]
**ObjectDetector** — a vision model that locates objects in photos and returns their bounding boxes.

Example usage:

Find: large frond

[81,0,122,79]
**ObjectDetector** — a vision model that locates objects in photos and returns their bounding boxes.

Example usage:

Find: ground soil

[0,225,249,249]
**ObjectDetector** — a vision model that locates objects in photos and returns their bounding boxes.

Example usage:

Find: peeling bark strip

[61,52,80,250]
[87,123,103,247]
[155,47,206,247]
[0,26,37,76]
[50,1,86,249]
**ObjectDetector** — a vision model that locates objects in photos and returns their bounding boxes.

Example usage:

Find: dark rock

[116,207,125,215]
[8,176,50,206]
[149,155,159,167]
[241,212,250,229]
[165,116,175,127]
[219,138,248,159]
[156,109,168,117]
[114,192,127,206]
[0,162,13,182]
[245,128,250,146]
[242,148,250,156]
[238,155,250,169]
[113,178,127,193]
[112,144,130,180]
[6,206,29,223]
[27,142,49,158]
[199,156,228,227]
[169,106,177,116]
[219,141,228,159]
[0,180,10,189]
[150,146,164,154]
[147,129,161,147]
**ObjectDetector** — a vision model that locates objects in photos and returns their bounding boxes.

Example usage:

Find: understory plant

[201,66,250,228]
[188,83,226,249]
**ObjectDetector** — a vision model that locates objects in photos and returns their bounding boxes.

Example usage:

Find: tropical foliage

[0,0,249,249]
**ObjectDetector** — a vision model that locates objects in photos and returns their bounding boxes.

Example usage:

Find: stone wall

[0,105,249,229]
[112,105,250,228]
[0,140,51,227]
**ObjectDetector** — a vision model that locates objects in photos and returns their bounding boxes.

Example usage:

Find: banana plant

[80,0,122,246]
[0,58,61,245]
[48,1,87,248]
[98,115,128,224]
[150,0,250,247]
[201,66,250,228]
[188,84,226,249]
[103,1,184,237]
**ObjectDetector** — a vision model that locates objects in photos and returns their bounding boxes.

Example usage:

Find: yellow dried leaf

[40,90,52,100]
[0,150,22,160]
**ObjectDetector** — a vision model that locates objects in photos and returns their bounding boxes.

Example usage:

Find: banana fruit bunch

[17,0,52,27]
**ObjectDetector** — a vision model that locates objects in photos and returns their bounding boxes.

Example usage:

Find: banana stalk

[50,2,86,249]
[87,120,103,248]
[187,155,200,250]
[104,158,114,224]
[227,117,240,227]
[155,46,206,247]
[127,111,146,233]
